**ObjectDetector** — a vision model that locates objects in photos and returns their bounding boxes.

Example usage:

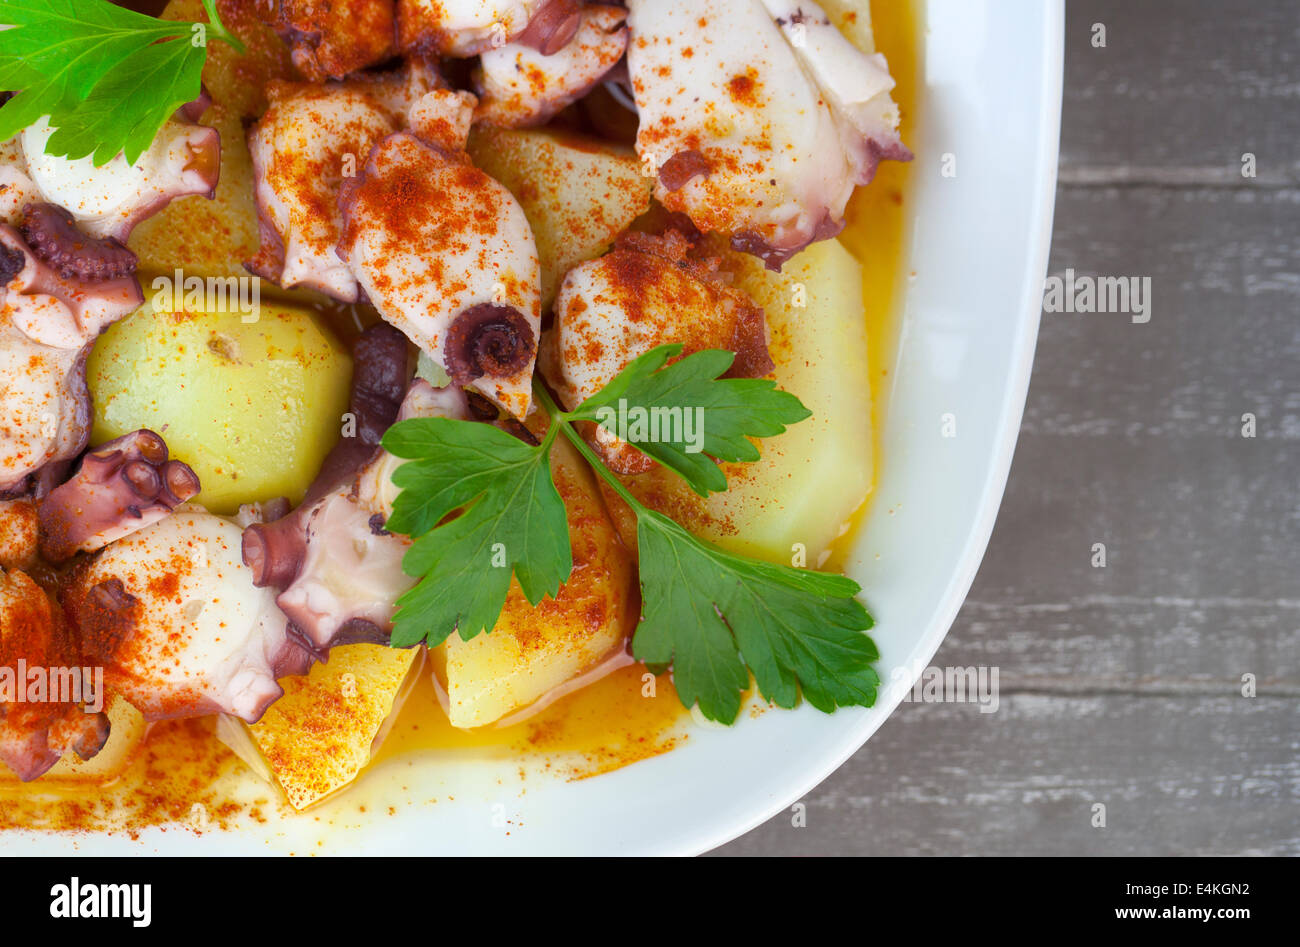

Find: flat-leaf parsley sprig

[0,0,244,166]
[381,345,879,724]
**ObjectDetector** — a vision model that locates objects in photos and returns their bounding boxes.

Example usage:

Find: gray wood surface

[714,0,1300,856]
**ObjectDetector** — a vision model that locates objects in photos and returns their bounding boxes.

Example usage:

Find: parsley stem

[201,0,247,54]
[534,383,645,515]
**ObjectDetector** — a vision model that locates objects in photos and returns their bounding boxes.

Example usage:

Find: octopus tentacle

[443,303,536,386]
[626,0,910,269]
[20,110,220,244]
[514,0,583,55]
[20,203,138,282]
[0,227,140,496]
[475,4,629,129]
[399,0,550,57]
[37,430,200,562]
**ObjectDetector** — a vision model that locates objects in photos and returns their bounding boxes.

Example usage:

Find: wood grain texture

[714,0,1300,855]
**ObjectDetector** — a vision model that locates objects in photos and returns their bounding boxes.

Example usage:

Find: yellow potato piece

[437,435,637,729]
[86,297,353,515]
[468,126,654,308]
[220,645,423,811]
[609,239,873,567]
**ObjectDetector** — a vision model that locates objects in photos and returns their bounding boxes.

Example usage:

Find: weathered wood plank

[712,695,1299,856]
[1061,0,1300,183]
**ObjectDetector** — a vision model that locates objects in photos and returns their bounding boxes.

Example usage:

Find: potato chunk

[436,435,637,729]
[467,126,654,308]
[86,297,353,514]
[608,239,873,566]
[218,645,423,811]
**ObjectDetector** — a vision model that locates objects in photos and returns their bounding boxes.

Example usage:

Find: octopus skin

[37,430,201,563]
[261,0,398,82]
[20,106,220,245]
[626,0,911,269]
[61,512,313,724]
[539,230,773,472]
[0,224,143,495]
[475,4,628,128]
[338,115,541,419]
[245,68,437,301]
[0,568,110,781]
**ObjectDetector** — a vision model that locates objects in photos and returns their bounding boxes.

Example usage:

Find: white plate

[4,0,1062,856]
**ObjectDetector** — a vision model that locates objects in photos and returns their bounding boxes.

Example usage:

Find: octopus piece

[0,568,111,781]
[257,484,412,656]
[0,226,142,495]
[261,0,398,82]
[398,0,572,57]
[37,430,200,563]
[339,117,541,418]
[474,4,628,128]
[61,512,312,724]
[245,68,436,301]
[539,230,772,472]
[626,0,911,269]
[20,104,220,244]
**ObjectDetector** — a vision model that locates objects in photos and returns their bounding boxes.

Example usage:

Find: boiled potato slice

[467,126,654,307]
[86,297,352,514]
[218,645,423,811]
[0,695,146,786]
[608,239,873,567]
[130,0,296,279]
[436,435,637,729]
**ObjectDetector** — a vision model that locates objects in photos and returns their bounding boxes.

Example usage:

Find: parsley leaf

[384,345,879,725]
[0,0,243,167]
[569,345,810,496]
[633,510,878,723]
[382,416,572,648]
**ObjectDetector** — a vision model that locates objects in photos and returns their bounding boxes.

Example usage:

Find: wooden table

[715,0,1300,856]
